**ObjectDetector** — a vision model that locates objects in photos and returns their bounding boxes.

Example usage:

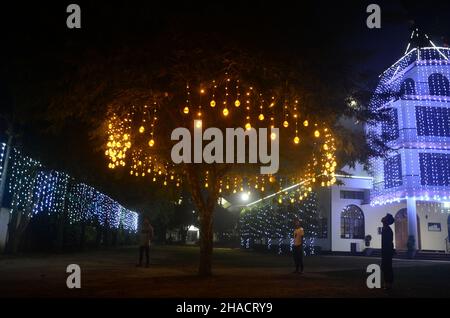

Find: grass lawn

[0,245,450,298]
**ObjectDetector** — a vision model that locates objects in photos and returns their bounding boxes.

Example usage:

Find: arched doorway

[394,209,421,250]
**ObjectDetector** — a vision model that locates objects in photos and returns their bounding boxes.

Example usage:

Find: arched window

[428,73,450,96]
[400,78,416,95]
[341,205,365,239]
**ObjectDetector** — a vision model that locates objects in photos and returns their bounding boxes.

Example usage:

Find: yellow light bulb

[148,139,155,147]
[223,108,229,116]
[283,120,289,128]
[314,130,320,138]
[210,100,216,107]
[323,144,329,150]
[183,106,189,114]
[234,100,240,107]
[270,132,276,140]
[258,114,265,121]
[123,134,129,140]
[139,126,145,133]
[245,123,251,130]
[303,120,309,127]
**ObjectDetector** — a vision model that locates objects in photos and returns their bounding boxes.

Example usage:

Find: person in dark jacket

[381,213,395,290]
[137,218,154,268]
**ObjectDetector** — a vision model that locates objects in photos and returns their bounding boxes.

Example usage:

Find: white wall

[0,208,10,252]
[329,175,410,252]
[417,202,449,251]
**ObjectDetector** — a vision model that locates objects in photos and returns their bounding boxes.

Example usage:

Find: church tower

[368,29,450,250]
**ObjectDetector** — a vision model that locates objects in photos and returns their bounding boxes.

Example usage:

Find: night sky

[1,0,450,208]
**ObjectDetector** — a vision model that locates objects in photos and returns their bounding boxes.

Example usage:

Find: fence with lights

[0,142,138,252]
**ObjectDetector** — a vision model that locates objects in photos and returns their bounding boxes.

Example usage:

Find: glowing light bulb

[234,100,241,107]
[223,108,229,116]
[283,120,289,128]
[183,106,189,114]
[245,123,251,130]
[270,132,276,140]
[314,130,320,138]
[303,120,309,127]
[294,136,300,144]
[148,139,155,147]
[241,192,249,201]
[139,126,145,133]
[258,114,265,121]
[210,100,216,107]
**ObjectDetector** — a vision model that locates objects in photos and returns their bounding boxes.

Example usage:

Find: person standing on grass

[381,213,395,290]
[293,219,305,274]
[137,217,154,268]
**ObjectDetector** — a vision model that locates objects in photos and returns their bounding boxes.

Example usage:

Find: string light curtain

[367,37,450,206]
[7,148,138,232]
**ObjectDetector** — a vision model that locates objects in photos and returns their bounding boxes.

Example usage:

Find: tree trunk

[6,209,30,254]
[198,204,214,276]
[186,165,221,277]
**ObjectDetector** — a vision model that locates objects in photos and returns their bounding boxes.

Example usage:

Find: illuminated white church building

[316,32,450,253]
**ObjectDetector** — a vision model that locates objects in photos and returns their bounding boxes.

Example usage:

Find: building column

[407,197,419,250]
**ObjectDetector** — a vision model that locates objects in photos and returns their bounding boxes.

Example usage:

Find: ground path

[1,245,449,297]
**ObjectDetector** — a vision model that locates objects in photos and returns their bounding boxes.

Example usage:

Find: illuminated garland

[7,148,138,231]
[104,76,338,203]
[0,143,5,181]
[240,191,319,255]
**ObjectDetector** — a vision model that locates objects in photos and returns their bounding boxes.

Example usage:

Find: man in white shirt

[293,219,304,274]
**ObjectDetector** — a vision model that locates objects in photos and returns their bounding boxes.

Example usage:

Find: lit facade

[327,35,450,253]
